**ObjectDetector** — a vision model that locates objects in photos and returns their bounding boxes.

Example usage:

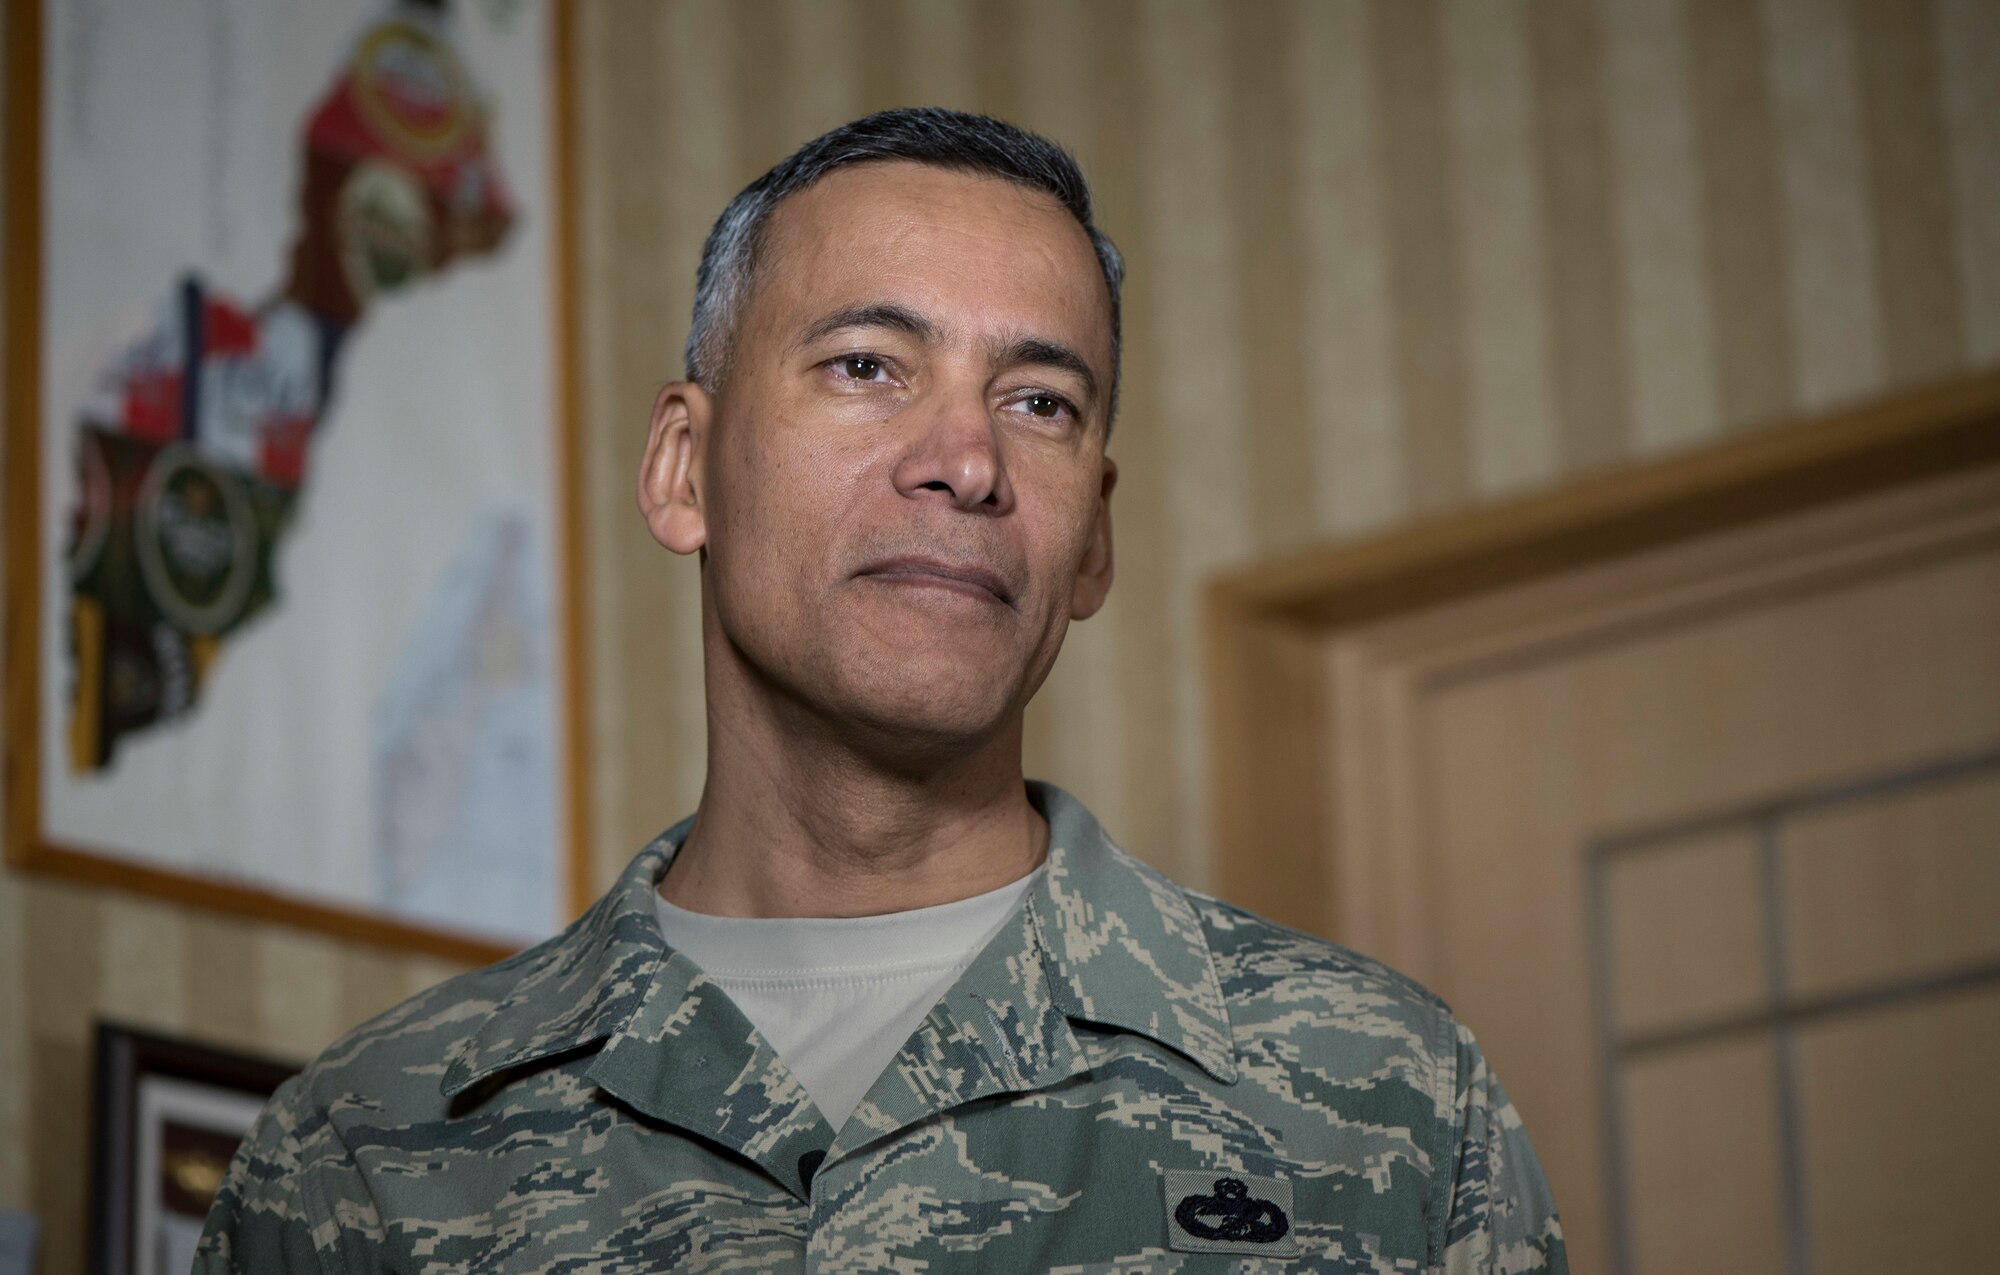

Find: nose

[890,387,1013,514]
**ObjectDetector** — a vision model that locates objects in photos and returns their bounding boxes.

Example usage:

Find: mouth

[855,556,1015,608]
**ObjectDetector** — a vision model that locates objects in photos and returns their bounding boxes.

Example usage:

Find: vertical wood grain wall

[5,2,1998,1268]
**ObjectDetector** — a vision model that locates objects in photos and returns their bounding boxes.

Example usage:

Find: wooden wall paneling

[1936,0,2000,362]
[1373,0,1473,514]
[1602,0,1720,457]
[25,885,100,1275]
[1527,0,1633,472]
[1851,0,1964,384]
[1444,0,1562,496]
[1766,0,1882,411]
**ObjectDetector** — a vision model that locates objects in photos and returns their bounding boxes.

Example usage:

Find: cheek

[709,427,867,601]
[1020,482,1101,611]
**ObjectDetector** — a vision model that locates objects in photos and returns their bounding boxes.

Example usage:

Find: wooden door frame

[1206,369,2000,941]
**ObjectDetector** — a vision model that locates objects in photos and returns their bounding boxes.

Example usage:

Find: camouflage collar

[1021,780,1238,1083]
[440,826,679,1098]
[441,780,1238,1098]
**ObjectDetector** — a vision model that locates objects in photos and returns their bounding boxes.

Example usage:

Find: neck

[659,619,1048,920]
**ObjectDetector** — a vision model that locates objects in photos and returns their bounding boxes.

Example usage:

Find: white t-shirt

[653,865,1043,1131]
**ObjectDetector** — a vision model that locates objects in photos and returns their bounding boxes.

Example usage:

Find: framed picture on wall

[89,1023,299,1275]
[4,0,587,962]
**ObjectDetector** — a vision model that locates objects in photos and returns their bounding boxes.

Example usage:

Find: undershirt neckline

[653,863,1045,981]
[651,861,1045,1129]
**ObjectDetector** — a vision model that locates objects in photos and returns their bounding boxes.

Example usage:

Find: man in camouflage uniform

[201,107,1567,1273]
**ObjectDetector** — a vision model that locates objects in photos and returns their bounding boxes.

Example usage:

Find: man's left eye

[1019,394,1073,420]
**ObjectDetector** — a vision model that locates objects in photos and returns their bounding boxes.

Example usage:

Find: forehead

[746,160,1112,356]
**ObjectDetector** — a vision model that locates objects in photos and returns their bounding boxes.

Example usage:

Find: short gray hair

[684,107,1126,429]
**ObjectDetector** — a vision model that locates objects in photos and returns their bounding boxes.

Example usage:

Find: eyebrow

[797,302,940,348]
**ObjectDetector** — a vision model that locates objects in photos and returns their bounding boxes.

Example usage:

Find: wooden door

[1207,374,2000,1274]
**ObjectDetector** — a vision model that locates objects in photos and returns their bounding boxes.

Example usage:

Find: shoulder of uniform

[290,929,578,1118]
[1184,889,1458,1048]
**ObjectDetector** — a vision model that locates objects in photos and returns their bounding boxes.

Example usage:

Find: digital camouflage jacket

[198,781,1568,1272]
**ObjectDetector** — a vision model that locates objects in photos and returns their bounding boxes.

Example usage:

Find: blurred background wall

[3,0,1997,1269]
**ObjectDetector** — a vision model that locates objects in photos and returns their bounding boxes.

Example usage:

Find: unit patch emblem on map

[60,6,515,772]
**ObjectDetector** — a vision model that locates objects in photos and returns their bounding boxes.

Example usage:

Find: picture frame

[88,1022,299,1275]
[4,0,589,963]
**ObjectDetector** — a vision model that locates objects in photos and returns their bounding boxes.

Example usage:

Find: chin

[833,656,1022,752]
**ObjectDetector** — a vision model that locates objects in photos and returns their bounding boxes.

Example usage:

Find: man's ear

[637,381,713,556]
[1069,454,1117,621]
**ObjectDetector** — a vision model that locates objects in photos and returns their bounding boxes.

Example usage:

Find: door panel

[1794,985,2000,1275]
[1605,828,1764,1038]
[1312,468,2000,1272]
[1781,769,2000,994]
[1621,1034,1786,1275]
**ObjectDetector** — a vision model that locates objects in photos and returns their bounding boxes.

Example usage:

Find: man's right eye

[835,356,883,381]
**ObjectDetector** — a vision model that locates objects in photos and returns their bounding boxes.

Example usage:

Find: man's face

[653,160,1117,756]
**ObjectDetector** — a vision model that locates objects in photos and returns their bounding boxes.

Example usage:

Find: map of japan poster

[6,0,584,958]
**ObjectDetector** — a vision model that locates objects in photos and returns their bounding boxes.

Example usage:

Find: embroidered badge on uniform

[1162,1169,1300,1257]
